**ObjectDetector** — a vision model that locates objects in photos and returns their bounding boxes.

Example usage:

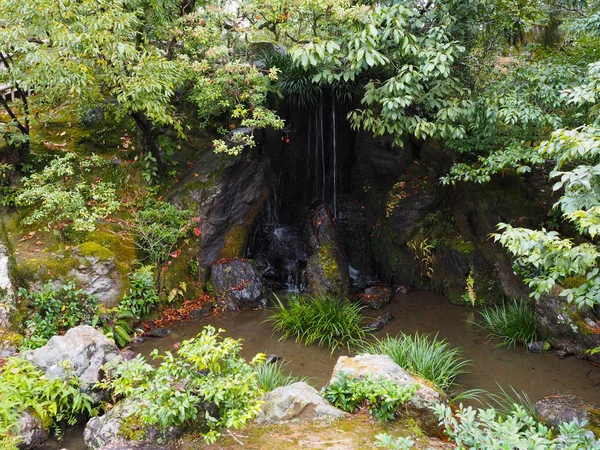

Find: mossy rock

[306,242,350,295]
[79,241,115,260]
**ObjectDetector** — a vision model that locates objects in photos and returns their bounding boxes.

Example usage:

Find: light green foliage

[132,200,191,265]
[435,403,600,449]
[14,153,120,238]
[476,299,537,348]
[19,281,99,349]
[119,266,160,319]
[293,2,468,145]
[323,372,417,422]
[0,357,95,450]
[375,433,414,450]
[98,326,264,444]
[266,293,367,353]
[361,333,470,391]
[253,359,306,392]
[0,0,185,150]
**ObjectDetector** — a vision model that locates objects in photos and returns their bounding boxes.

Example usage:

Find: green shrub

[435,403,600,449]
[119,266,160,319]
[97,326,264,444]
[14,153,120,239]
[476,298,537,348]
[253,359,307,392]
[323,372,417,422]
[0,357,96,449]
[19,282,100,349]
[266,293,367,353]
[375,434,414,450]
[132,200,192,265]
[361,333,470,390]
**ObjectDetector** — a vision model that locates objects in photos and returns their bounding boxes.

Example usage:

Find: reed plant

[266,293,367,353]
[476,299,537,348]
[361,333,470,390]
[254,359,307,392]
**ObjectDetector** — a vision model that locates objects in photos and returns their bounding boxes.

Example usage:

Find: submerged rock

[146,327,172,338]
[357,285,392,309]
[211,258,267,310]
[254,382,348,424]
[329,354,444,434]
[367,313,394,332]
[84,398,182,450]
[23,325,119,388]
[534,394,600,429]
[527,341,550,353]
[305,203,350,295]
[16,411,48,450]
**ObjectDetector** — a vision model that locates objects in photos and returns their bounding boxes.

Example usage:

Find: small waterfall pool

[41,290,600,449]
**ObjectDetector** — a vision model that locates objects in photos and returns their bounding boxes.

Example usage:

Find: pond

[41,290,600,449]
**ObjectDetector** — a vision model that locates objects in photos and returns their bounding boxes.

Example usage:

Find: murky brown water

[42,291,600,449]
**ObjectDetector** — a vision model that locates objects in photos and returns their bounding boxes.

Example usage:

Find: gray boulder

[24,325,119,388]
[84,398,182,450]
[16,412,48,450]
[254,382,348,424]
[211,258,267,310]
[329,355,445,434]
[534,394,600,429]
[69,251,123,306]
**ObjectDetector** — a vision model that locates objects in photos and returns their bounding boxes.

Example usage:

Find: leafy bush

[435,403,600,449]
[375,434,414,450]
[131,200,192,265]
[323,372,417,422]
[254,359,306,392]
[361,333,470,390]
[266,293,367,352]
[119,266,160,319]
[0,357,96,449]
[19,282,100,349]
[14,153,120,239]
[98,326,264,443]
[476,298,537,348]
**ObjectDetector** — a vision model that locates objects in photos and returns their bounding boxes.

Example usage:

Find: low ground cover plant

[97,326,264,443]
[361,333,470,390]
[266,293,367,352]
[323,372,417,422]
[253,359,307,392]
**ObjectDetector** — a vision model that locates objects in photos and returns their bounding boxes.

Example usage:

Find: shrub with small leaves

[435,403,600,449]
[97,326,264,444]
[323,372,417,422]
[19,281,100,349]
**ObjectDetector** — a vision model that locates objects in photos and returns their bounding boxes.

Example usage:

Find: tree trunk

[131,111,165,175]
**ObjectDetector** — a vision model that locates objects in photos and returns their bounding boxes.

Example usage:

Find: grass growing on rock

[476,298,537,348]
[360,333,470,390]
[266,293,367,353]
[254,359,308,392]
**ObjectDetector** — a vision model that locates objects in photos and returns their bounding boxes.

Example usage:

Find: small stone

[358,285,392,310]
[527,341,549,353]
[395,284,409,294]
[368,313,394,331]
[535,394,600,429]
[266,354,281,364]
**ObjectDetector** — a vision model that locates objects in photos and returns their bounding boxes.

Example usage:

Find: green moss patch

[78,241,114,260]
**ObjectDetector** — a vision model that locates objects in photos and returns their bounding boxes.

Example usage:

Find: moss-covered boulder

[169,149,270,290]
[305,203,349,295]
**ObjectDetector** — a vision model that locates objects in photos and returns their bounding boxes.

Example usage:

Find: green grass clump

[361,333,470,390]
[254,359,307,392]
[476,299,537,348]
[266,293,367,353]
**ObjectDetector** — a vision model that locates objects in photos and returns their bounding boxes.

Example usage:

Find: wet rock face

[329,354,445,434]
[254,382,348,424]
[535,294,600,363]
[211,258,268,311]
[17,412,48,450]
[305,203,349,295]
[84,398,182,450]
[534,394,600,429]
[23,325,119,389]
